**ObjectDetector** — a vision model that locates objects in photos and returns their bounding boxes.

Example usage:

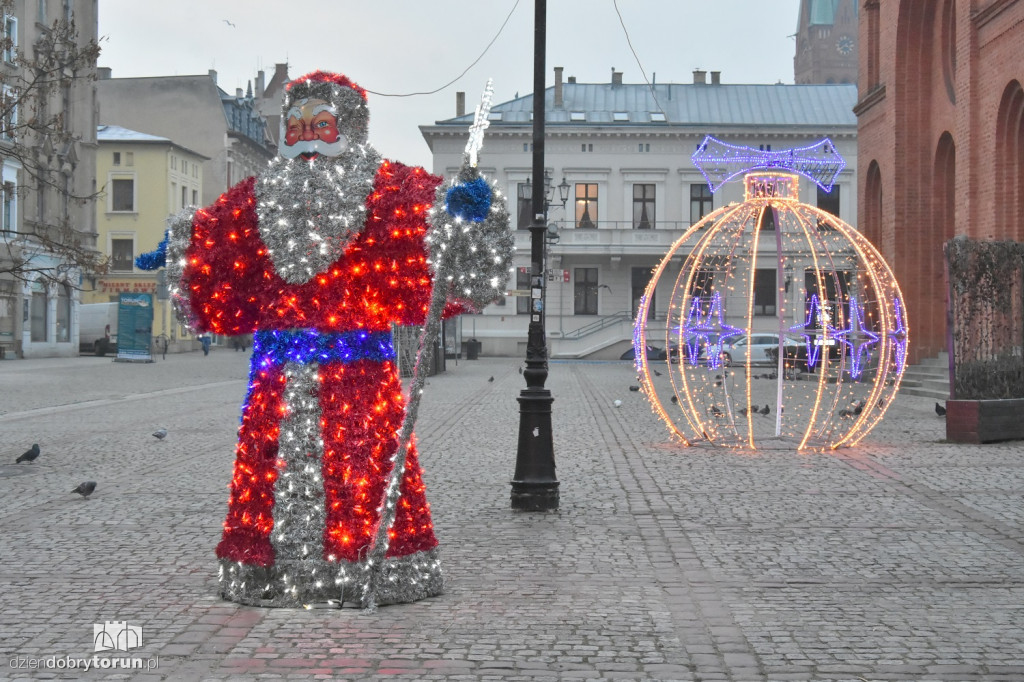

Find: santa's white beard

[255,144,382,284]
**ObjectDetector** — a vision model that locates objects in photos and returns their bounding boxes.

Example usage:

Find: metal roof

[96,124,171,143]
[435,83,857,129]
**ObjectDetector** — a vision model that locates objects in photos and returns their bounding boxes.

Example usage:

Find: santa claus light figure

[139,71,512,608]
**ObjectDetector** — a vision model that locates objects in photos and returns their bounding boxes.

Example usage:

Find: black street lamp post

[512,0,560,512]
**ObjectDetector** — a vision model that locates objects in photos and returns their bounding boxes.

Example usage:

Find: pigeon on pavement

[72,481,97,499]
[16,444,40,464]
[152,428,168,440]
[759,404,770,416]
[935,402,946,417]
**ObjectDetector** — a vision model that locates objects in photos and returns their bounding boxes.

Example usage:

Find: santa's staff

[363,81,503,610]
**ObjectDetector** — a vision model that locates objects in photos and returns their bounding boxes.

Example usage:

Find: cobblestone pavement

[1,350,1022,681]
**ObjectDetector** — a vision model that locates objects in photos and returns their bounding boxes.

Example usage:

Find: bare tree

[0,0,103,287]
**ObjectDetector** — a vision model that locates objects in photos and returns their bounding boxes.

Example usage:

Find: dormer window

[570,112,586,122]
[613,112,629,122]
[650,112,667,122]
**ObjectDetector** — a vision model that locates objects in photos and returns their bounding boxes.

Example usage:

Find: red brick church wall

[856,0,1024,364]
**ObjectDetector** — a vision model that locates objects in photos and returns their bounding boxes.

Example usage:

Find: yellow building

[88,125,208,353]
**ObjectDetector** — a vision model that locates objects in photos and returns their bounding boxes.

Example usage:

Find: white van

[79,302,118,356]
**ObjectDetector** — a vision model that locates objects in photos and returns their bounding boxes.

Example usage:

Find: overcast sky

[97,0,802,169]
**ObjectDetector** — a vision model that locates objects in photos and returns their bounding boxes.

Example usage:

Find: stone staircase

[900,352,951,400]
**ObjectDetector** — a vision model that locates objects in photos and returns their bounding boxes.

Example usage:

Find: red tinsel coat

[184,160,454,566]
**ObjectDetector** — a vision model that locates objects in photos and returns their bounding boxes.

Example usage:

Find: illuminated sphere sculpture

[635,171,908,451]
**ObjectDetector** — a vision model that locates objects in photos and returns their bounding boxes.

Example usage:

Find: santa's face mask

[280,98,346,160]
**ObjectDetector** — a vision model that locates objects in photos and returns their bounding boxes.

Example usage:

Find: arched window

[864,161,883,249]
[995,81,1024,240]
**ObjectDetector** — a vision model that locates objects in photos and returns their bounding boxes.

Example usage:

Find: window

[181,185,187,208]
[192,189,198,205]
[516,182,532,229]
[0,280,15,341]
[37,0,46,24]
[112,152,121,166]
[570,112,586,121]
[170,155,176,170]
[1,85,17,138]
[690,183,713,225]
[632,267,654,320]
[56,283,70,342]
[2,15,17,63]
[182,160,188,175]
[63,0,72,21]
[110,238,134,272]
[516,267,530,315]
[2,181,14,234]
[817,184,840,216]
[575,183,598,229]
[60,82,70,130]
[753,269,776,316]
[613,112,629,122]
[574,268,598,315]
[580,143,593,152]
[30,289,46,342]
[633,184,655,229]
[638,143,650,152]
[110,177,134,211]
[650,112,667,122]
[125,152,133,166]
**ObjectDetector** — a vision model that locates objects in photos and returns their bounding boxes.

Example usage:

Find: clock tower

[794,0,859,85]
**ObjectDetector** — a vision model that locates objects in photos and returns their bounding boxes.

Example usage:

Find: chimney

[612,69,623,85]
[554,66,563,108]
[97,66,112,80]
[456,91,466,117]
[236,87,243,98]
[208,69,218,84]
[568,76,576,84]
[710,71,721,85]
[256,69,265,97]
[693,69,707,84]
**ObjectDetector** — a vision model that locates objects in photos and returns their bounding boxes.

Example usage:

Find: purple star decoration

[679,292,744,369]
[692,135,845,194]
[788,294,827,370]
[833,296,880,379]
[891,297,908,375]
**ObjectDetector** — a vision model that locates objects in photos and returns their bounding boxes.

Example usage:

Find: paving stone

[0,354,1021,680]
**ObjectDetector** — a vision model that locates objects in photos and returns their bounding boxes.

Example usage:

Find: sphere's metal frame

[635,172,909,452]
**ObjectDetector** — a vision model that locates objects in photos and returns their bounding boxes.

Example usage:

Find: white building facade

[421,70,858,359]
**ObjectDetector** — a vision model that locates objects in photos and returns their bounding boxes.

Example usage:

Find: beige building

[0,0,99,359]
[422,68,858,359]
[86,125,207,352]
[95,70,274,206]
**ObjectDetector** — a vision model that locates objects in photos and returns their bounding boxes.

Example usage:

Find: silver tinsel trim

[425,166,515,311]
[217,547,443,608]
[255,144,382,284]
[269,362,327,585]
[165,207,199,331]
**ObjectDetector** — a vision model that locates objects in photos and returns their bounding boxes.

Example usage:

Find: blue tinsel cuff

[445,177,491,223]
[135,230,169,270]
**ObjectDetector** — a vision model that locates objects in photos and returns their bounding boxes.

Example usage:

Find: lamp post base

[510,480,560,512]
[511,388,559,511]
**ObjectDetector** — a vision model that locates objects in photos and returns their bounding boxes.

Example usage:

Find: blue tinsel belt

[252,329,396,366]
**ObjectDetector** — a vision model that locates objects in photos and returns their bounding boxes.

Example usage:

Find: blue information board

[115,293,154,362]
